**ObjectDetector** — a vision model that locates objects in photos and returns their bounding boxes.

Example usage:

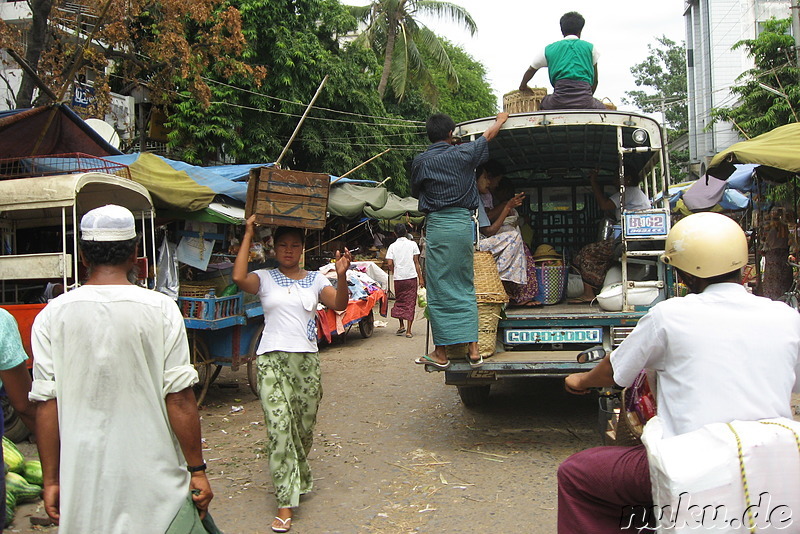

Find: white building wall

[0,0,32,110]
[684,0,790,174]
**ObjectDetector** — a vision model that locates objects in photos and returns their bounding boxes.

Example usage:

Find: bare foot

[467,342,481,363]
[426,347,448,365]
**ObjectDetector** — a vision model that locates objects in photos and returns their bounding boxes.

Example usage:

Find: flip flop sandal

[272,517,292,533]
[405,333,414,338]
[414,354,451,369]
[395,328,406,336]
[468,354,484,369]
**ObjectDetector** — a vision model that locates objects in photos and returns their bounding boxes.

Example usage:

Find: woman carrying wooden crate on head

[233,215,351,533]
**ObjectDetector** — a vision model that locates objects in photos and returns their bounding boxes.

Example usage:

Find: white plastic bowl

[596,283,658,311]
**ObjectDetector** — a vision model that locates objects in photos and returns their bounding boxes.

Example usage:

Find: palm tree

[348,0,477,101]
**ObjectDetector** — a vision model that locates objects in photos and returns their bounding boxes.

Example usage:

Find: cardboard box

[245,167,330,230]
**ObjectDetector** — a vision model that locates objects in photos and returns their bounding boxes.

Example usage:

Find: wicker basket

[601,97,617,111]
[503,89,548,114]
[534,265,568,305]
[474,251,509,304]
[179,282,217,298]
[477,303,502,357]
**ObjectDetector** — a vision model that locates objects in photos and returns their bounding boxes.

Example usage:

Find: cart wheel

[247,324,264,399]
[191,336,214,406]
[1,396,30,443]
[358,310,375,338]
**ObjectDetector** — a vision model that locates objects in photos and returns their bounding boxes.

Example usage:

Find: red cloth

[316,288,386,341]
[557,445,653,533]
[390,278,417,321]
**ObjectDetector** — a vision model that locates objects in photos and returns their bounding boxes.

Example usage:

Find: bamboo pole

[275,76,329,168]
[332,148,392,183]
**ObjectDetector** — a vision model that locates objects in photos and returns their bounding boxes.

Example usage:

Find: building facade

[684,0,791,175]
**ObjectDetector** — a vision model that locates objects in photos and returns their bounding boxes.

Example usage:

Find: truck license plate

[505,328,602,344]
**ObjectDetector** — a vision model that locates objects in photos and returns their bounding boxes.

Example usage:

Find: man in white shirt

[30,205,213,533]
[386,223,423,338]
[559,212,800,533]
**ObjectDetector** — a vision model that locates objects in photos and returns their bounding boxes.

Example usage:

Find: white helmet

[660,212,748,278]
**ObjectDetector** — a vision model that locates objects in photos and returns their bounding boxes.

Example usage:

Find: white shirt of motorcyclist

[611,283,800,438]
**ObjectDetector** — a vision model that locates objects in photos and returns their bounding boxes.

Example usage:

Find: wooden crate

[245,167,331,230]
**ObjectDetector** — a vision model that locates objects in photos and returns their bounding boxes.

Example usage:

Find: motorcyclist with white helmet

[558,212,800,533]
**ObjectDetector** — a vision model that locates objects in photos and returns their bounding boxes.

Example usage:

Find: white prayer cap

[80,205,136,242]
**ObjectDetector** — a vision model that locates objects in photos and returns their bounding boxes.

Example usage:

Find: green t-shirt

[544,38,596,86]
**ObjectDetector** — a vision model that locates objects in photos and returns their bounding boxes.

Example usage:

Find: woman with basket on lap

[233,215,351,533]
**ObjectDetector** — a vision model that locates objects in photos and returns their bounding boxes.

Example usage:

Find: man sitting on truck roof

[518,11,607,111]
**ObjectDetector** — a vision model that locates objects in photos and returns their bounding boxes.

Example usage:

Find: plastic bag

[417,287,429,318]
[156,240,179,300]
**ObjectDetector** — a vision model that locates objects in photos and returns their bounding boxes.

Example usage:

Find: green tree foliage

[623,36,688,135]
[383,39,496,122]
[348,0,477,101]
[167,0,427,196]
[167,0,496,196]
[0,0,256,110]
[426,40,497,121]
[623,36,688,181]
[711,18,799,138]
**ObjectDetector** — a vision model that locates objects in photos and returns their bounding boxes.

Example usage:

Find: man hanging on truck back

[519,11,606,110]
[410,112,508,369]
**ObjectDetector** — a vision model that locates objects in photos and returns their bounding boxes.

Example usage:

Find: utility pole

[793,0,800,69]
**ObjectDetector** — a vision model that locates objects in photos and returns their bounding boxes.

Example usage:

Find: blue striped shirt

[410,137,489,213]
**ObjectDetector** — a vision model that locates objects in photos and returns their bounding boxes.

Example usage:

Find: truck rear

[431,110,673,406]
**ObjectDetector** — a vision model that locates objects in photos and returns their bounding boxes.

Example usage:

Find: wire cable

[202,77,425,125]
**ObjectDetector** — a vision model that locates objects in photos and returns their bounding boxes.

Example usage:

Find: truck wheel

[457,385,491,407]
[358,310,375,338]
[2,397,30,443]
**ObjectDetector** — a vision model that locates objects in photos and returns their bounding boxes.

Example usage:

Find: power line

[202,77,425,125]
[207,100,424,129]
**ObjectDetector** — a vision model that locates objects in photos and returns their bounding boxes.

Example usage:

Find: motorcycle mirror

[577,346,606,364]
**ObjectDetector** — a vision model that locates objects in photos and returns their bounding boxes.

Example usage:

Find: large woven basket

[179,281,217,298]
[474,251,509,304]
[503,89,548,114]
[534,265,568,305]
[477,303,503,357]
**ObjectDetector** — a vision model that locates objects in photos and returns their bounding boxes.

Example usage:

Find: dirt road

[11,313,600,533]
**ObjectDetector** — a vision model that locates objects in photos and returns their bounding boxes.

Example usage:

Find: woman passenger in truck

[569,167,650,304]
[477,176,543,306]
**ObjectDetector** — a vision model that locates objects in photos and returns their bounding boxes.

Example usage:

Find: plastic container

[596,283,658,311]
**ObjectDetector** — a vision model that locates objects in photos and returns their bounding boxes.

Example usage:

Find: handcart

[177,282,264,405]
[316,288,386,343]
